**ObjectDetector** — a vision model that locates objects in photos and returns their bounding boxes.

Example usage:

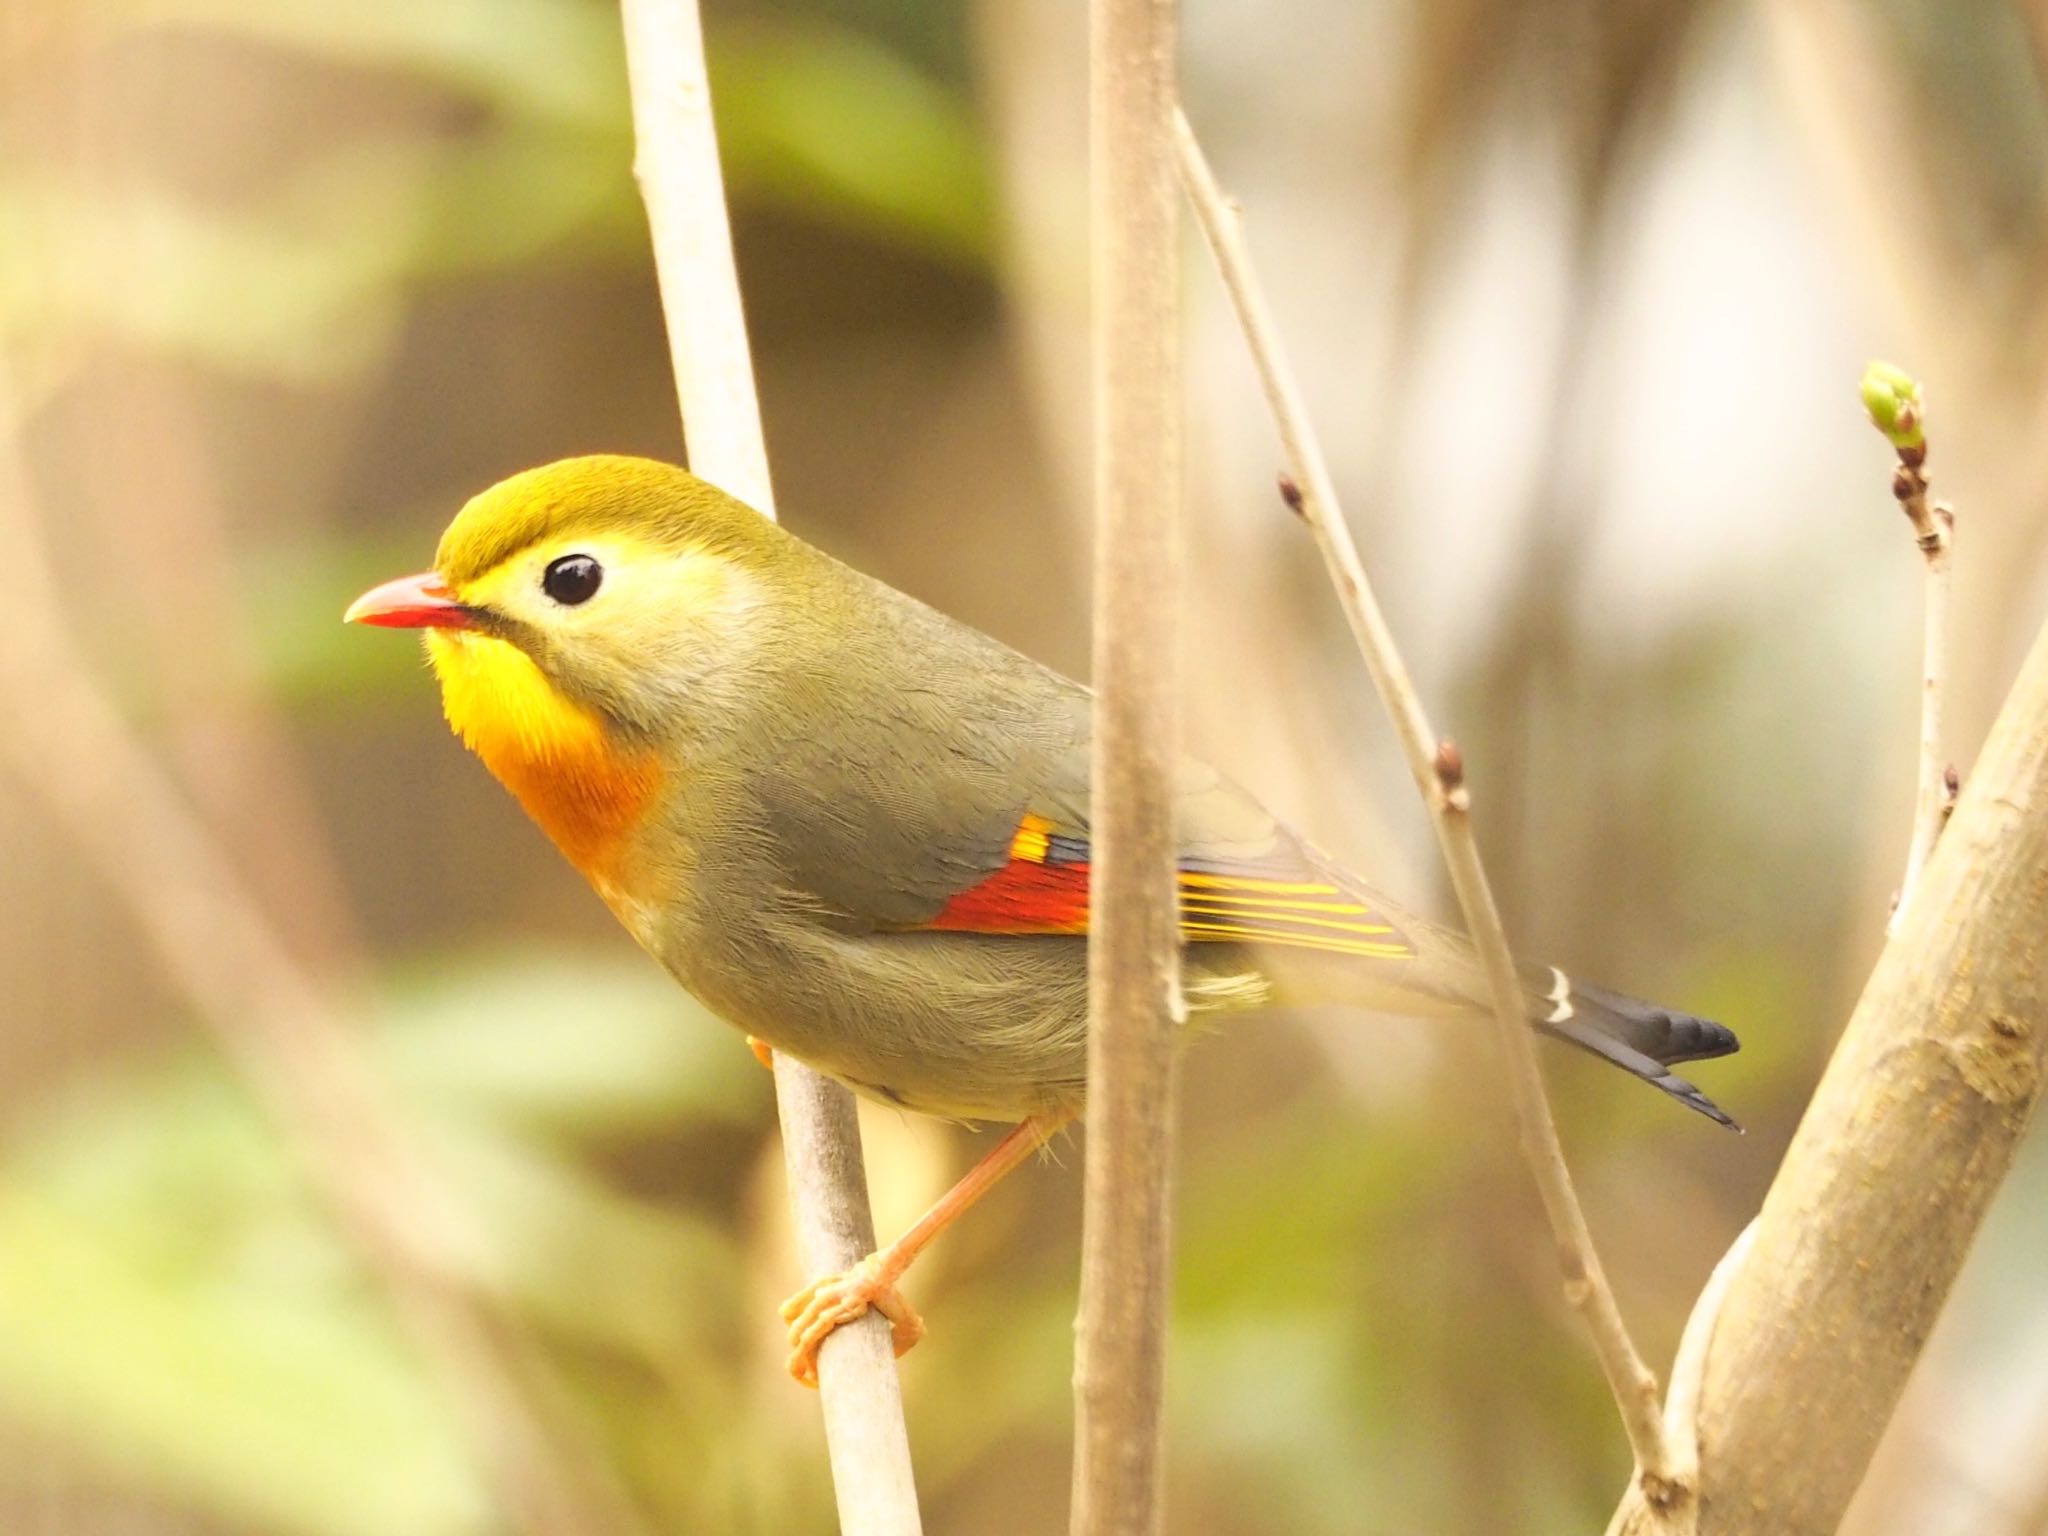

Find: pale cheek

[579,609,722,708]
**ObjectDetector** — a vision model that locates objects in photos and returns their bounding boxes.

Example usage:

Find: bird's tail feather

[1518,963,1740,1129]
[1247,932,1741,1128]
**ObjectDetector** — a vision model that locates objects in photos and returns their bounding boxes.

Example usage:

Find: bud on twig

[1861,361,1926,453]
[1433,738,1470,811]
[1276,471,1306,518]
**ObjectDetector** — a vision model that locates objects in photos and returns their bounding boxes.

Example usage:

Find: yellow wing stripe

[1179,920,1411,959]
[1181,902,1395,937]
[1000,819,1410,956]
[1179,872,1343,896]
[1179,889,1382,918]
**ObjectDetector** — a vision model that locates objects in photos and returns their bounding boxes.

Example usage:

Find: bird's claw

[779,1254,924,1388]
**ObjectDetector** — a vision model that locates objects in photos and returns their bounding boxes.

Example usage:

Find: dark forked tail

[1521,965,1741,1129]
[1230,874,1743,1124]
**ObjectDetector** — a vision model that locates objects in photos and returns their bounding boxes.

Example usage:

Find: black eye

[542,554,603,606]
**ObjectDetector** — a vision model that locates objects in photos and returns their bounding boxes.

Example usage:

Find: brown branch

[1069,0,1183,1532]
[0,387,641,1535]
[1173,109,1681,1500]
[616,2,922,1531]
[1608,593,2048,1535]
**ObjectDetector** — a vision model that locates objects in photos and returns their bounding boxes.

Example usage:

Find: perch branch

[1862,362,1956,932]
[0,390,638,1536]
[617,2,922,1531]
[1173,109,1680,1499]
[1069,0,1183,1533]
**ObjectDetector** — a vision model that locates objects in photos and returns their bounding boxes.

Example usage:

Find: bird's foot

[779,1253,924,1388]
[746,1035,774,1071]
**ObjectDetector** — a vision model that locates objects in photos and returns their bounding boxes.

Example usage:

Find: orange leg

[746,1035,775,1071]
[780,1112,1070,1387]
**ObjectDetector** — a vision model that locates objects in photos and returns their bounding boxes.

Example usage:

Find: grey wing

[749,592,1096,929]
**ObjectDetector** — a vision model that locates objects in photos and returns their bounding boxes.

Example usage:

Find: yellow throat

[425,629,661,891]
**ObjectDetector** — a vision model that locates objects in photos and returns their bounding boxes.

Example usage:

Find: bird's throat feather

[426,631,660,887]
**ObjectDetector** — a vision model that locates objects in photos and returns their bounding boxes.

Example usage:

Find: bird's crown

[435,454,777,585]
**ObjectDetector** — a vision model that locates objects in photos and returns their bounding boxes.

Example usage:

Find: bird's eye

[541,554,603,606]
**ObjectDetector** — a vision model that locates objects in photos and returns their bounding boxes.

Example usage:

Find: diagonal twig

[617,2,922,1532]
[1173,107,1682,1502]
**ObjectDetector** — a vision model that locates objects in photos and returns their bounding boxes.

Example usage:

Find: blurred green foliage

[0,955,784,1535]
[13,0,2043,1530]
[3,0,1002,1513]
[13,0,991,382]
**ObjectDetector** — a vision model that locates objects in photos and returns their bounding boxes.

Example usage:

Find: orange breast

[484,736,662,887]
[425,630,664,895]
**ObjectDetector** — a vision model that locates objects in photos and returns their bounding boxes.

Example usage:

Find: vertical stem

[620,0,772,513]
[1071,0,1183,1533]
[618,3,921,1531]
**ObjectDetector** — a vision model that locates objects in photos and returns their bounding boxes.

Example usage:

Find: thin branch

[620,0,772,515]
[1173,109,1680,1499]
[1862,363,1957,932]
[0,388,641,1536]
[616,2,922,1531]
[1069,0,1183,1533]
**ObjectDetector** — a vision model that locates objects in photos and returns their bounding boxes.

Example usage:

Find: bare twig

[0,388,640,1536]
[1173,109,1680,1499]
[1863,363,1956,932]
[617,2,921,1531]
[1069,1,1183,1533]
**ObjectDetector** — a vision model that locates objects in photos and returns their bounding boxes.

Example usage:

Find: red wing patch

[917,815,1411,959]
[921,815,1090,933]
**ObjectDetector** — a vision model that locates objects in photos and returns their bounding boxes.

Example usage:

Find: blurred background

[3,0,2048,1531]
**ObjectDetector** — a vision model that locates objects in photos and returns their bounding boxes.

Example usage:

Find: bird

[346,454,1739,1386]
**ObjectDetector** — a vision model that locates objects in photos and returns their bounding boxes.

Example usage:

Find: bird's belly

[710,929,1091,1119]
[658,919,1267,1122]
